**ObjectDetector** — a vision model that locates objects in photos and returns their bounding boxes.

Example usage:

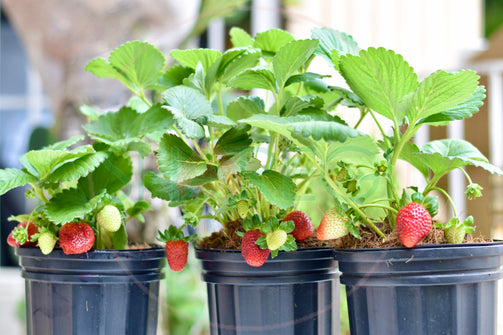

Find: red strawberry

[283,210,314,242]
[165,240,189,272]
[241,230,270,267]
[316,208,349,240]
[58,222,95,255]
[396,202,432,248]
[7,221,39,247]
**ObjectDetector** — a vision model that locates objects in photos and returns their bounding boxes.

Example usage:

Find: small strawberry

[266,229,287,250]
[396,202,432,248]
[38,232,57,255]
[96,205,122,232]
[7,221,39,247]
[241,230,270,267]
[58,222,95,255]
[316,208,349,240]
[282,210,313,242]
[165,240,189,272]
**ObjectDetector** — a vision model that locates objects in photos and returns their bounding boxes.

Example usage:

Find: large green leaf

[272,39,319,88]
[85,41,165,93]
[311,27,360,63]
[245,170,296,209]
[325,135,381,167]
[162,86,213,139]
[46,152,108,183]
[84,105,173,145]
[405,70,480,125]
[143,171,200,203]
[253,29,294,54]
[339,47,418,122]
[0,168,36,196]
[227,67,277,92]
[226,96,265,122]
[159,65,194,89]
[214,124,252,155]
[20,146,95,179]
[419,86,486,126]
[44,189,104,224]
[230,27,254,47]
[157,134,207,182]
[219,47,261,83]
[282,94,324,117]
[218,148,255,179]
[170,49,222,73]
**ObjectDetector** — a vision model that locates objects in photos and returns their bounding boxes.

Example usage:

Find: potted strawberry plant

[286,28,503,334]
[0,45,175,333]
[81,30,343,334]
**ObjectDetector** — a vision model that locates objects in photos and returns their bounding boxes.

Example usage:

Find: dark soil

[196,220,491,250]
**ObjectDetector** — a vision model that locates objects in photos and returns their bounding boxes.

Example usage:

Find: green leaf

[230,27,254,47]
[284,72,328,88]
[162,86,213,139]
[126,200,152,218]
[112,224,128,249]
[0,168,37,196]
[159,65,194,89]
[46,152,108,183]
[405,70,480,125]
[227,67,277,92]
[253,29,294,54]
[157,134,207,182]
[170,49,222,72]
[80,105,101,120]
[20,146,95,179]
[45,189,104,224]
[218,148,255,179]
[143,172,200,202]
[214,124,252,155]
[81,152,134,195]
[219,47,261,83]
[339,47,418,122]
[419,86,486,126]
[325,135,381,167]
[282,94,325,117]
[311,27,360,64]
[85,41,165,93]
[226,96,265,122]
[84,105,173,145]
[272,39,319,87]
[245,170,296,209]
[45,135,85,150]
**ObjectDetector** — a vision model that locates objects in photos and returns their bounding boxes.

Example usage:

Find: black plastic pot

[335,242,503,335]
[196,247,340,335]
[16,247,165,335]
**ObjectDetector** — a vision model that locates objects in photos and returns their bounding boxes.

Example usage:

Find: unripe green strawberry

[316,208,349,240]
[444,225,466,244]
[96,205,122,232]
[38,232,57,255]
[241,230,270,267]
[236,200,249,219]
[396,202,432,248]
[266,229,287,251]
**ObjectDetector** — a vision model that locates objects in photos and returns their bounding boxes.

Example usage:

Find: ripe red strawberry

[282,210,313,242]
[165,240,189,272]
[241,230,270,267]
[7,221,39,247]
[316,208,349,240]
[58,222,95,255]
[396,202,432,248]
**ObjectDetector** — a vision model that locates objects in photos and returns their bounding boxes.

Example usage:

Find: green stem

[359,203,398,214]
[430,186,458,217]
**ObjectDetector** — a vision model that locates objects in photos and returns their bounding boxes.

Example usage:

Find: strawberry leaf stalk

[158,225,193,272]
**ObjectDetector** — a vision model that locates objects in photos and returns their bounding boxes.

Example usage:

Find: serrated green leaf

[112,224,128,249]
[45,136,85,150]
[311,27,360,65]
[20,146,95,179]
[419,86,485,126]
[339,47,418,122]
[227,96,265,122]
[157,134,207,182]
[162,86,213,139]
[160,65,194,89]
[45,190,105,224]
[0,168,37,196]
[46,152,107,183]
[218,148,255,178]
[126,200,152,218]
[325,135,381,167]
[282,94,324,117]
[206,114,237,128]
[245,170,296,209]
[86,41,165,93]
[227,67,277,91]
[219,47,261,83]
[214,124,252,155]
[230,27,254,47]
[254,29,294,54]
[143,171,200,202]
[80,105,101,120]
[170,48,222,72]
[284,72,327,88]
[273,39,319,87]
[127,95,150,113]
[404,70,480,125]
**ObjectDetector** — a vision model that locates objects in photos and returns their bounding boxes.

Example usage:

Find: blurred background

[1,0,503,334]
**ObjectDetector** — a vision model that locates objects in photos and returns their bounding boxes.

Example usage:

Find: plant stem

[430,186,458,218]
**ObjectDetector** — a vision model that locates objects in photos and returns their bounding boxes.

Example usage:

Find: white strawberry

[96,205,122,232]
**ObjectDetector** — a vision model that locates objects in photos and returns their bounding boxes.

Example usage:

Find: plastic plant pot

[16,247,165,335]
[196,247,340,335]
[334,242,503,335]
